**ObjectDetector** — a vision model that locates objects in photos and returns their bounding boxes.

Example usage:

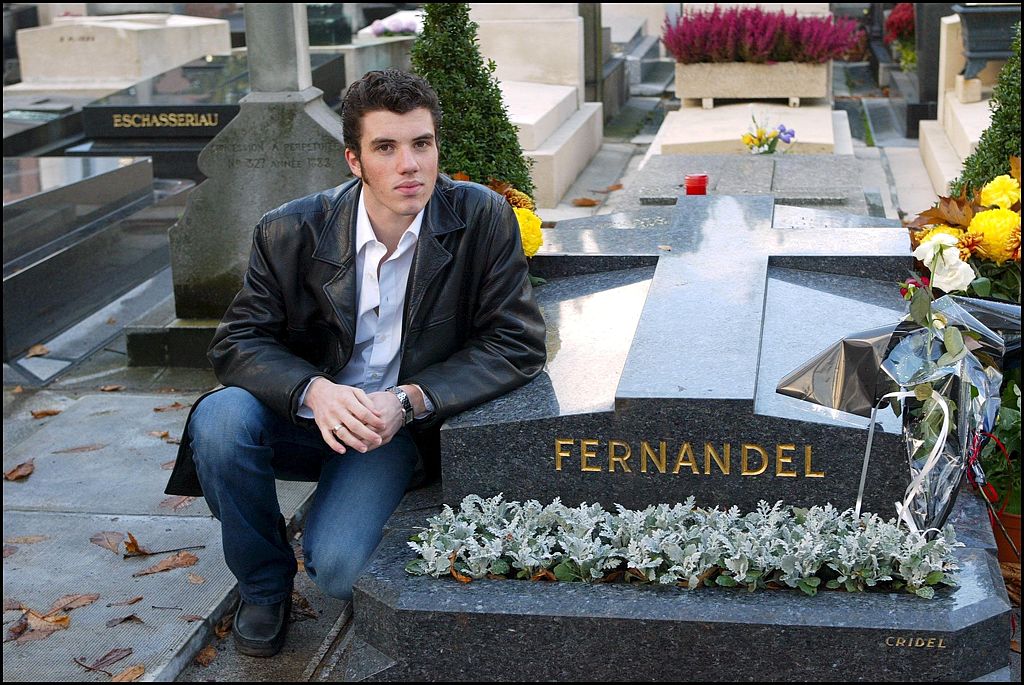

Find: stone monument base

[125,296,217,368]
[334,494,1011,681]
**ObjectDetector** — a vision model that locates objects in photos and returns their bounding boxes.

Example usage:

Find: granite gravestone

[336,195,1011,681]
[127,4,350,367]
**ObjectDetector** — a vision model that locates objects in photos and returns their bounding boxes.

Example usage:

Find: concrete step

[919,119,962,196]
[625,34,661,85]
[832,109,854,156]
[499,80,578,152]
[630,59,675,97]
[941,90,991,162]
[606,14,644,54]
[525,101,603,208]
[862,97,917,147]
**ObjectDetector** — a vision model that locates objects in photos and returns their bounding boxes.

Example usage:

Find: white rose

[931,248,976,293]
[912,233,958,264]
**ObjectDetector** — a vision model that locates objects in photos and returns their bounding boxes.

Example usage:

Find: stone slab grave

[335,195,1011,681]
[626,153,870,214]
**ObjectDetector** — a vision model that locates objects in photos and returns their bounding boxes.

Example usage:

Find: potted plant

[978,373,1020,562]
[884,3,917,72]
[662,6,861,108]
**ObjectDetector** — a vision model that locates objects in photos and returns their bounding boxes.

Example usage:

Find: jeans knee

[189,387,272,467]
[304,544,371,601]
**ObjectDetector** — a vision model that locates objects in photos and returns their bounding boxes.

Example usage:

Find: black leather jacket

[164,174,546,496]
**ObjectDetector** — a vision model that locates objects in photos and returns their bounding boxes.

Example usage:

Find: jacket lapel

[405,177,465,331]
[313,180,358,344]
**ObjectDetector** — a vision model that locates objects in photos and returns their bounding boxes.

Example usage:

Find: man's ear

[344,147,362,179]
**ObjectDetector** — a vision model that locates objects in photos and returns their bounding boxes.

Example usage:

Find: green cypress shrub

[950,22,1021,197]
[410,3,534,196]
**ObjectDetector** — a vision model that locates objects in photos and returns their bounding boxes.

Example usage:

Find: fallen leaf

[99,384,125,392]
[132,550,198,577]
[291,590,317,621]
[107,596,143,607]
[605,183,623,192]
[214,612,233,638]
[106,614,144,628]
[160,460,176,470]
[5,535,47,544]
[49,594,99,614]
[30,409,60,419]
[571,197,600,207]
[4,459,35,481]
[157,387,178,393]
[166,436,181,445]
[3,545,17,558]
[452,171,471,182]
[657,244,672,251]
[4,616,28,642]
[4,598,25,611]
[111,664,145,682]
[1010,639,1020,654]
[160,496,196,511]
[195,645,218,666]
[179,614,204,622]
[124,532,152,556]
[449,552,471,584]
[149,431,170,440]
[187,573,205,585]
[15,609,70,643]
[153,401,189,412]
[106,317,117,325]
[25,344,49,358]
[52,443,106,454]
[91,531,125,555]
[86,647,132,671]
[12,385,24,394]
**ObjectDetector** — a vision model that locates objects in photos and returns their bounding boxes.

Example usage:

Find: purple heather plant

[663,6,862,64]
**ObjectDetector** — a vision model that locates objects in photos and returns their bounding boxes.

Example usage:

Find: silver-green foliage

[406,495,962,599]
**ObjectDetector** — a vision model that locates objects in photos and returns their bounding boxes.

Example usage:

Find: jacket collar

[312,173,465,267]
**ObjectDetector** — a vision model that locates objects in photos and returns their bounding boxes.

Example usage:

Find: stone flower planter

[674,61,830,108]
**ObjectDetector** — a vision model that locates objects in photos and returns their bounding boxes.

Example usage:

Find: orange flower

[957,230,983,261]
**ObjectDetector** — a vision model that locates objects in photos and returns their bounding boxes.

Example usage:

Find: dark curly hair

[341,69,443,158]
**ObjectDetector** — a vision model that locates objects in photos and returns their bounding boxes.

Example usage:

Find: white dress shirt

[297,189,433,419]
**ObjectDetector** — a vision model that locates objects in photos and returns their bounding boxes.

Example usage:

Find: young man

[163,69,546,657]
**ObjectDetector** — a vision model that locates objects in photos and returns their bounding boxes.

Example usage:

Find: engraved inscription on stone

[553,437,827,477]
[206,140,335,171]
[883,636,948,649]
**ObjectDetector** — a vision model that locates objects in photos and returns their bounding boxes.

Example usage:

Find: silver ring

[331,423,343,433]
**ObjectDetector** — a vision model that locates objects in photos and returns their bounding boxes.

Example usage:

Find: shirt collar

[355,184,426,253]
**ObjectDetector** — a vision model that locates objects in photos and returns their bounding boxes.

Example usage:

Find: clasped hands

[305,377,407,455]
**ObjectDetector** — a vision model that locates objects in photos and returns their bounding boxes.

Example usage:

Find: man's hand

[365,391,405,447]
[305,378,387,454]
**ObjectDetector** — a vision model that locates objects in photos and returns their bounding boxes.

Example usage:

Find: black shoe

[232,591,292,657]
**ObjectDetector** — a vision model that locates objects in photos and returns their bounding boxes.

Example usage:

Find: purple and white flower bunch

[371,14,420,37]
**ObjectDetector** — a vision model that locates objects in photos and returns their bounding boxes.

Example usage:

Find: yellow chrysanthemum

[979,174,1021,210]
[504,188,535,211]
[741,133,755,146]
[514,206,543,258]
[967,208,1021,264]
[918,225,963,244]
[958,229,983,261]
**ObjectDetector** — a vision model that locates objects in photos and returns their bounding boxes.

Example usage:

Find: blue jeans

[189,387,419,604]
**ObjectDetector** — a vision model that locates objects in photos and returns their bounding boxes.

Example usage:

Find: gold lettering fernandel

[555,439,827,477]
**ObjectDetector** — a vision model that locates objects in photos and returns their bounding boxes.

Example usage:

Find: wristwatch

[386,386,414,425]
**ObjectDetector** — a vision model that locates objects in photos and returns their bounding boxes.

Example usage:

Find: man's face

[344,107,439,226]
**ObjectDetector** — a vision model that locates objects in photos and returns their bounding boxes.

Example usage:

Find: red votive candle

[684,173,708,195]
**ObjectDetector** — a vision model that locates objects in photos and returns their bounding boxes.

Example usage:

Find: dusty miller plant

[406,495,962,599]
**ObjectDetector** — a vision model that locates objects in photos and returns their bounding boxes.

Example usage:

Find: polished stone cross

[441,194,915,513]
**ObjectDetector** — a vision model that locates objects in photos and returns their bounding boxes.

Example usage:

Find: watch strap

[386,386,414,425]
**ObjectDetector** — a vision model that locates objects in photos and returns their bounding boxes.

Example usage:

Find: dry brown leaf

[4,459,35,481]
[157,387,178,393]
[106,614,144,628]
[106,317,117,325]
[25,344,49,358]
[195,645,218,666]
[15,609,70,643]
[448,552,472,584]
[132,550,198,577]
[291,590,317,621]
[107,596,143,607]
[214,612,233,638]
[657,244,672,251]
[187,573,205,585]
[605,183,623,192]
[160,496,196,511]
[91,531,125,555]
[124,532,152,556]
[52,443,106,454]
[12,385,24,394]
[5,535,47,544]
[153,401,189,412]
[1010,639,1020,654]
[160,459,177,470]
[111,664,145,682]
[4,616,28,642]
[571,197,600,207]
[3,545,17,558]
[148,431,170,439]
[99,384,126,392]
[30,408,61,419]
[1010,156,1021,185]
[87,647,132,671]
[452,171,471,182]
[49,593,99,614]
[4,597,26,611]
[179,614,204,622]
